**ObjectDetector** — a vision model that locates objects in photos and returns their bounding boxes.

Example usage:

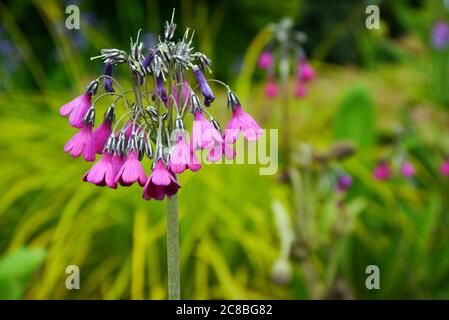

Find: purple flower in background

[265,79,278,98]
[401,161,415,178]
[82,12,98,27]
[0,39,20,73]
[295,80,307,98]
[431,20,449,49]
[258,51,273,69]
[0,39,14,56]
[336,174,353,193]
[441,159,449,176]
[298,59,315,82]
[72,31,87,51]
[373,161,391,181]
[143,32,157,47]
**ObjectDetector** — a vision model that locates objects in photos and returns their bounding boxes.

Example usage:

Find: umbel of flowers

[257,18,315,98]
[59,13,262,201]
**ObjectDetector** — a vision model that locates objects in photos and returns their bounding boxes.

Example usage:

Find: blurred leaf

[334,86,376,150]
[0,248,46,299]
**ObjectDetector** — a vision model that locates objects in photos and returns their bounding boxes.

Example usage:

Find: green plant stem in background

[166,194,180,300]
[281,75,290,168]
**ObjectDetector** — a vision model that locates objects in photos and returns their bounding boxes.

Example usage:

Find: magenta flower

[373,162,391,181]
[83,151,117,188]
[401,162,415,178]
[299,59,315,82]
[93,121,112,153]
[114,150,147,186]
[112,153,125,173]
[441,160,449,176]
[191,111,222,151]
[143,159,181,200]
[169,132,201,174]
[265,79,278,98]
[225,105,262,143]
[59,93,93,129]
[64,123,96,162]
[258,51,273,69]
[295,81,307,98]
[207,135,236,162]
[336,174,352,193]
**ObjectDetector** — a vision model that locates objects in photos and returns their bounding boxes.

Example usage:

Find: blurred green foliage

[1,0,449,300]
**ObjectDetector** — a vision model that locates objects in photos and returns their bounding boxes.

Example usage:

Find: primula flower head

[257,21,314,99]
[60,14,262,201]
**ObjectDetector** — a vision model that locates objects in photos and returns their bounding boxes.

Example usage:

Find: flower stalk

[166,194,180,300]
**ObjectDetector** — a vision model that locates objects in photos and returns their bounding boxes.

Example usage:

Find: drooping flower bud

[193,65,215,106]
[104,63,114,92]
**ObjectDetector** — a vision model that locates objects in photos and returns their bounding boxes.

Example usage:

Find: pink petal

[151,159,171,186]
[60,95,83,117]
[68,94,91,128]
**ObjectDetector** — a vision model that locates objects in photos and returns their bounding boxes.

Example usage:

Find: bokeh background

[1,0,449,299]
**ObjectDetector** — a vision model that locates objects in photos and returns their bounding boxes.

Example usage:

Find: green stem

[281,75,290,168]
[166,194,180,300]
